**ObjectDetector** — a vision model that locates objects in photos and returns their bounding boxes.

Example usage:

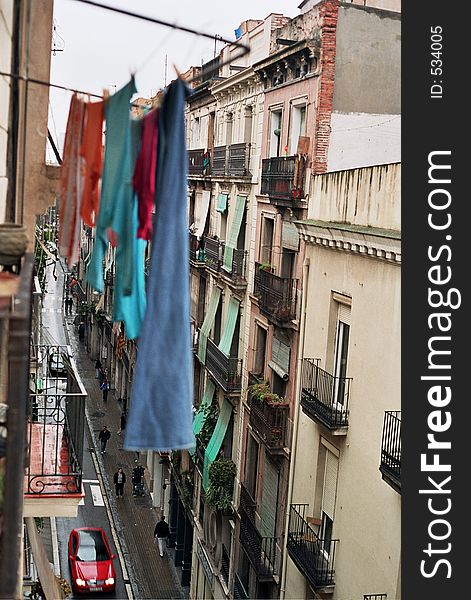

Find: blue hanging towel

[124,78,194,451]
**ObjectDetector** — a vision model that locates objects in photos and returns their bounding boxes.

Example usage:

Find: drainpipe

[280,256,309,599]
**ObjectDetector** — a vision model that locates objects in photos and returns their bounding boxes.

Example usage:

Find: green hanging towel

[216,192,228,213]
[197,286,221,364]
[222,195,246,272]
[218,296,240,357]
[203,398,233,489]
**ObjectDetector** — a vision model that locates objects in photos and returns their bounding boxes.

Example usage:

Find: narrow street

[40,259,186,599]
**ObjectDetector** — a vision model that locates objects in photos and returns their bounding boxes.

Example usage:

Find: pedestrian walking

[95,358,102,379]
[98,365,105,386]
[67,297,73,315]
[154,516,170,557]
[98,425,111,454]
[101,377,110,402]
[117,409,127,435]
[78,321,85,342]
[113,467,126,498]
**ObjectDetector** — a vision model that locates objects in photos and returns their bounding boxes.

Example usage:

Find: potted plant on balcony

[206,456,236,513]
[258,262,274,273]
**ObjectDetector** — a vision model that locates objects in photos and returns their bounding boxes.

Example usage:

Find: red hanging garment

[80,99,104,227]
[132,108,158,240]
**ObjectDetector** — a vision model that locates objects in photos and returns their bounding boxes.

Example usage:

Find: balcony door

[289,103,306,155]
[319,447,338,559]
[333,303,350,406]
[269,109,282,157]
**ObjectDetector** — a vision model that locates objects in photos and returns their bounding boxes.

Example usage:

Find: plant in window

[206,457,236,511]
[196,402,219,448]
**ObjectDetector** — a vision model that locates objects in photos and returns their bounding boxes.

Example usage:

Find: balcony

[287,504,339,590]
[261,156,306,205]
[239,513,278,580]
[210,144,251,178]
[254,263,297,323]
[189,233,206,266]
[239,482,256,523]
[222,248,248,286]
[24,344,86,517]
[206,337,242,392]
[248,393,289,454]
[380,411,401,493]
[228,143,251,177]
[204,236,224,273]
[233,573,249,600]
[221,544,230,586]
[212,146,227,176]
[301,359,351,434]
[188,148,210,176]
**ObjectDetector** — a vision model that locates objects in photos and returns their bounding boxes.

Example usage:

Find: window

[208,112,215,150]
[226,113,233,146]
[269,110,282,157]
[260,216,274,265]
[333,302,351,405]
[289,104,306,155]
[281,249,295,280]
[213,298,223,345]
[193,116,200,148]
[244,106,253,145]
[244,433,259,498]
[271,371,286,398]
[253,324,267,376]
[315,443,339,556]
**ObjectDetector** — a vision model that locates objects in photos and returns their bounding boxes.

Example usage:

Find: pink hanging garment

[59,93,85,266]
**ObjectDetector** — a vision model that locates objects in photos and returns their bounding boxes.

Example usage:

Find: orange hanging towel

[80,100,104,227]
[58,93,85,266]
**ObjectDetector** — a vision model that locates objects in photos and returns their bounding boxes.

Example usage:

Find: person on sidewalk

[154,516,170,557]
[101,377,110,403]
[117,409,127,435]
[98,425,111,453]
[113,467,126,498]
[95,358,102,379]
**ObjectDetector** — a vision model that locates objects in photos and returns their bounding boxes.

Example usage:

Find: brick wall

[312,0,339,175]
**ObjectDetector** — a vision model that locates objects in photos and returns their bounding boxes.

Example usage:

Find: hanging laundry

[132,108,158,240]
[80,99,104,227]
[125,78,193,451]
[58,93,85,266]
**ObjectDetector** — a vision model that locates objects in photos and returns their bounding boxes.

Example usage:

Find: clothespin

[173,64,182,79]
[103,88,110,102]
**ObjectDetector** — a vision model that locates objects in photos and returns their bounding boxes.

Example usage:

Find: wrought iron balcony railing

[261,156,305,204]
[188,148,210,175]
[233,573,249,600]
[239,512,279,580]
[301,359,351,431]
[189,233,206,265]
[26,345,86,496]
[248,394,289,453]
[239,482,257,523]
[287,504,339,589]
[254,263,297,322]
[204,236,224,273]
[206,337,242,392]
[380,411,401,493]
[221,544,230,586]
[228,143,251,177]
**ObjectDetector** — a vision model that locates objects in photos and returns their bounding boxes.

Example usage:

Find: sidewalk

[63,313,186,599]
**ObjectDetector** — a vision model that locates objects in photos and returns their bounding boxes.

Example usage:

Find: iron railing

[221,544,230,586]
[233,573,249,600]
[189,233,206,264]
[301,359,351,430]
[204,236,224,272]
[254,263,297,322]
[223,248,247,284]
[287,504,339,589]
[26,345,86,495]
[228,143,251,177]
[261,156,305,203]
[212,146,227,176]
[248,394,289,452]
[239,513,278,579]
[380,411,401,492]
[206,337,242,392]
[239,482,257,523]
[188,148,209,175]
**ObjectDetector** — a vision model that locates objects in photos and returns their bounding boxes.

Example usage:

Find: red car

[68,527,117,594]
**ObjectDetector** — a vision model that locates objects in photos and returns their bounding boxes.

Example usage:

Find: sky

[47,0,299,160]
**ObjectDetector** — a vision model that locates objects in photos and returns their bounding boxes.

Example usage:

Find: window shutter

[338,302,351,326]
[322,451,339,521]
[260,458,279,538]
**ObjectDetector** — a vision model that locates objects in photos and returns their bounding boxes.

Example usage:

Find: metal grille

[380,411,401,490]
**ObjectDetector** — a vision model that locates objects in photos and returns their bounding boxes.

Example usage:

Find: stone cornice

[296,221,401,264]
[211,67,258,97]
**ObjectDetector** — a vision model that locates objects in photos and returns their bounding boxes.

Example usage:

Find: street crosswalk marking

[90,484,105,506]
